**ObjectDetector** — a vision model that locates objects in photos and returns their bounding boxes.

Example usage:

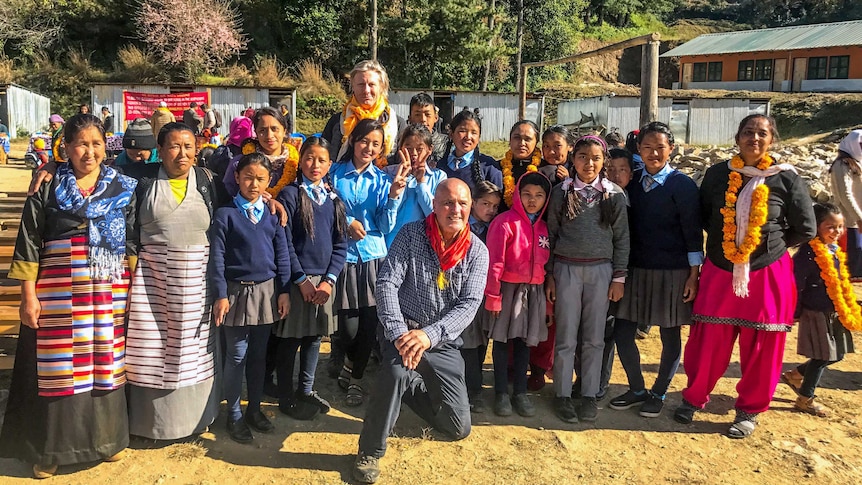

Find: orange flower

[266,142,300,197]
[809,238,862,331]
[722,155,773,264]
[501,148,542,207]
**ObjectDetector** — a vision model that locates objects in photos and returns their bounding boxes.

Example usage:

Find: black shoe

[469,393,487,414]
[554,397,579,423]
[639,392,665,418]
[579,397,599,422]
[227,417,253,443]
[609,389,648,410]
[244,409,274,433]
[494,393,512,416]
[673,400,698,424]
[298,390,331,414]
[511,393,536,417]
[286,399,320,421]
[353,454,380,484]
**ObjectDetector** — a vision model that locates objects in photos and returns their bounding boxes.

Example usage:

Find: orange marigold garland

[720,155,773,264]
[266,142,300,197]
[809,238,862,331]
[501,148,541,207]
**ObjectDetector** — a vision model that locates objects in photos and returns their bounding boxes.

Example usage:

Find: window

[692,62,707,82]
[738,60,754,81]
[707,62,723,81]
[829,56,850,79]
[808,57,828,79]
[755,59,773,81]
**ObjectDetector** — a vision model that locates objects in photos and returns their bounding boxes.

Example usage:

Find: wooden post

[640,39,660,127]
[518,64,528,120]
[370,0,378,61]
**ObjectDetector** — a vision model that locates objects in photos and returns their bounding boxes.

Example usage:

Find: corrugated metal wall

[3,84,51,139]
[207,87,270,128]
[91,84,168,131]
[388,90,425,122]
[607,97,673,136]
[557,97,610,127]
[688,98,751,145]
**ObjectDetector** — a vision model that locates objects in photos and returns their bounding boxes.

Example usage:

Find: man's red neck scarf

[425,213,472,289]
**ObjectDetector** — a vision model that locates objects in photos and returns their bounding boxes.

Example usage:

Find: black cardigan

[700,161,816,272]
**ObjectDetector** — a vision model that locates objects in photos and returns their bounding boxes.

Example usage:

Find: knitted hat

[123,118,156,149]
[49,114,64,124]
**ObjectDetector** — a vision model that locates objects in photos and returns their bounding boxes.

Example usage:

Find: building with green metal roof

[661,20,862,92]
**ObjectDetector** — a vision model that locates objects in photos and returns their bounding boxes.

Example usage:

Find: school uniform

[459,218,493,398]
[538,161,572,187]
[546,176,630,399]
[383,162,447,246]
[439,148,503,195]
[210,194,292,423]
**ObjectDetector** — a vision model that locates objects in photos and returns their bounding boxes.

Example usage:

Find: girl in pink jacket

[484,171,552,417]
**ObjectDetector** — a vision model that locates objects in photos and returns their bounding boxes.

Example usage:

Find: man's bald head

[433,178,472,240]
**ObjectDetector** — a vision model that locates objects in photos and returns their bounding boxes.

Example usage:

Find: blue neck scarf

[55,163,137,281]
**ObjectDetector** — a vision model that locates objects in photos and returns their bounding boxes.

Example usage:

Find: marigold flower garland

[266,142,300,196]
[809,238,862,331]
[501,148,541,207]
[720,155,773,264]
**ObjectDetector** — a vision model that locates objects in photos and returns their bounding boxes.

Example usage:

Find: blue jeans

[613,318,681,397]
[223,324,272,421]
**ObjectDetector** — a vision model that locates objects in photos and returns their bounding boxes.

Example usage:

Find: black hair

[157,122,195,146]
[519,172,551,197]
[409,93,435,110]
[813,202,842,226]
[565,136,613,227]
[609,148,635,171]
[340,118,385,163]
[64,114,105,144]
[472,180,502,201]
[637,121,675,146]
[510,120,540,139]
[252,106,289,132]
[398,123,433,150]
[735,114,780,143]
[297,136,348,241]
[604,131,624,148]
[625,131,639,154]
[542,125,576,165]
[236,152,272,174]
[446,109,484,186]
[78,104,90,114]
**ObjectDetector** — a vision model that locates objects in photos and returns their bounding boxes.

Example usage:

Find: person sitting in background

[150,101,176,138]
[113,119,158,166]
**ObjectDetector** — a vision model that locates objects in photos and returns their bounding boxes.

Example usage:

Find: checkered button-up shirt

[376,220,489,348]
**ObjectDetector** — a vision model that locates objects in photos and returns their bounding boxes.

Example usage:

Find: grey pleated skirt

[797,309,855,361]
[335,258,381,311]
[484,282,548,347]
[223,278,279,326]
[273,275,336,338]
[615,267,692,328]
[460,305,492,349]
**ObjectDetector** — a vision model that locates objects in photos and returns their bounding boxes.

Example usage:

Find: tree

[0,1,62,54]
[135,0,248,81]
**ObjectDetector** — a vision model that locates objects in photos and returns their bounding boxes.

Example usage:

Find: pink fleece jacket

[484,172,551,312]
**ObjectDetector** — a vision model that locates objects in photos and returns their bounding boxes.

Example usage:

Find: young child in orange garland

[782,202,858,417]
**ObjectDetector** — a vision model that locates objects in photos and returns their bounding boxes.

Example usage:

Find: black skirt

[0,326,129,466]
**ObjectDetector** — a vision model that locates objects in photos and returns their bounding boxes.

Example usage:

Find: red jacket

[484,172,551,312]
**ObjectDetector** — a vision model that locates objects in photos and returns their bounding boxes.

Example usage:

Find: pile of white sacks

[672,143,836,203]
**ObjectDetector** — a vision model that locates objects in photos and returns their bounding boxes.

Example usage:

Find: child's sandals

[727,411,758,439]
[794,395,828,417]
[346,384,364,407]
[780,369,803,396]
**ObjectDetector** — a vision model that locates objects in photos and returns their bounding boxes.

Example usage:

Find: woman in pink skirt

[673,114,816,438]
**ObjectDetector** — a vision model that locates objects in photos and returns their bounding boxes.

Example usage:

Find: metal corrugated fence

[2,84,51,139]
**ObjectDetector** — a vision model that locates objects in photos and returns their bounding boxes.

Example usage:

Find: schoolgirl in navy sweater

[438,109,502,195]
[211,152,292,444]
[275,137,349,419]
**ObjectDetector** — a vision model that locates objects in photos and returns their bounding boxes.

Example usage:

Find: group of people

[0,58,858,485]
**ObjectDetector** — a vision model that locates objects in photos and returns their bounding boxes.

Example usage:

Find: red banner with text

[123,91,209,122]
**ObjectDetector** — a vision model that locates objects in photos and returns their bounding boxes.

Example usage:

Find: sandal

[794,395,828,417]
[33,464,58,479]
[346,384,364,407]
[780,370,803,396]
[337,364,353,391]
[104,448,127,462]
[727,411,758,439]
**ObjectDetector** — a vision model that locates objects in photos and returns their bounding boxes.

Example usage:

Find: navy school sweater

[210,206,292,299]
[277,183,348,283]
[439,153,503,195]
[627,169,703,270]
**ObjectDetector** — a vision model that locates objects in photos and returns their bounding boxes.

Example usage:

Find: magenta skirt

[692,253,796,332]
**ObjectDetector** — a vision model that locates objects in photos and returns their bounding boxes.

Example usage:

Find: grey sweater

[545,179,630,278]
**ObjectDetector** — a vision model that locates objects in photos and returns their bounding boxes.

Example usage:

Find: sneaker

[494,393,513,417]
[609,389,647,410]
[227,417,254,443]
[469,394,487,414]
[673,400,698,424]
[554,397,578,423]
[298,390,331,414]
[353,454,381,484]
[579,397,599,422]
[511,393,536,417]
[639,392,665,418]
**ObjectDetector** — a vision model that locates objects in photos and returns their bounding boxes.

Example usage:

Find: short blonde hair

[349,60,390,98]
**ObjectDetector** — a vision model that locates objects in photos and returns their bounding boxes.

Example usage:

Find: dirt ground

[1,147,861,484]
